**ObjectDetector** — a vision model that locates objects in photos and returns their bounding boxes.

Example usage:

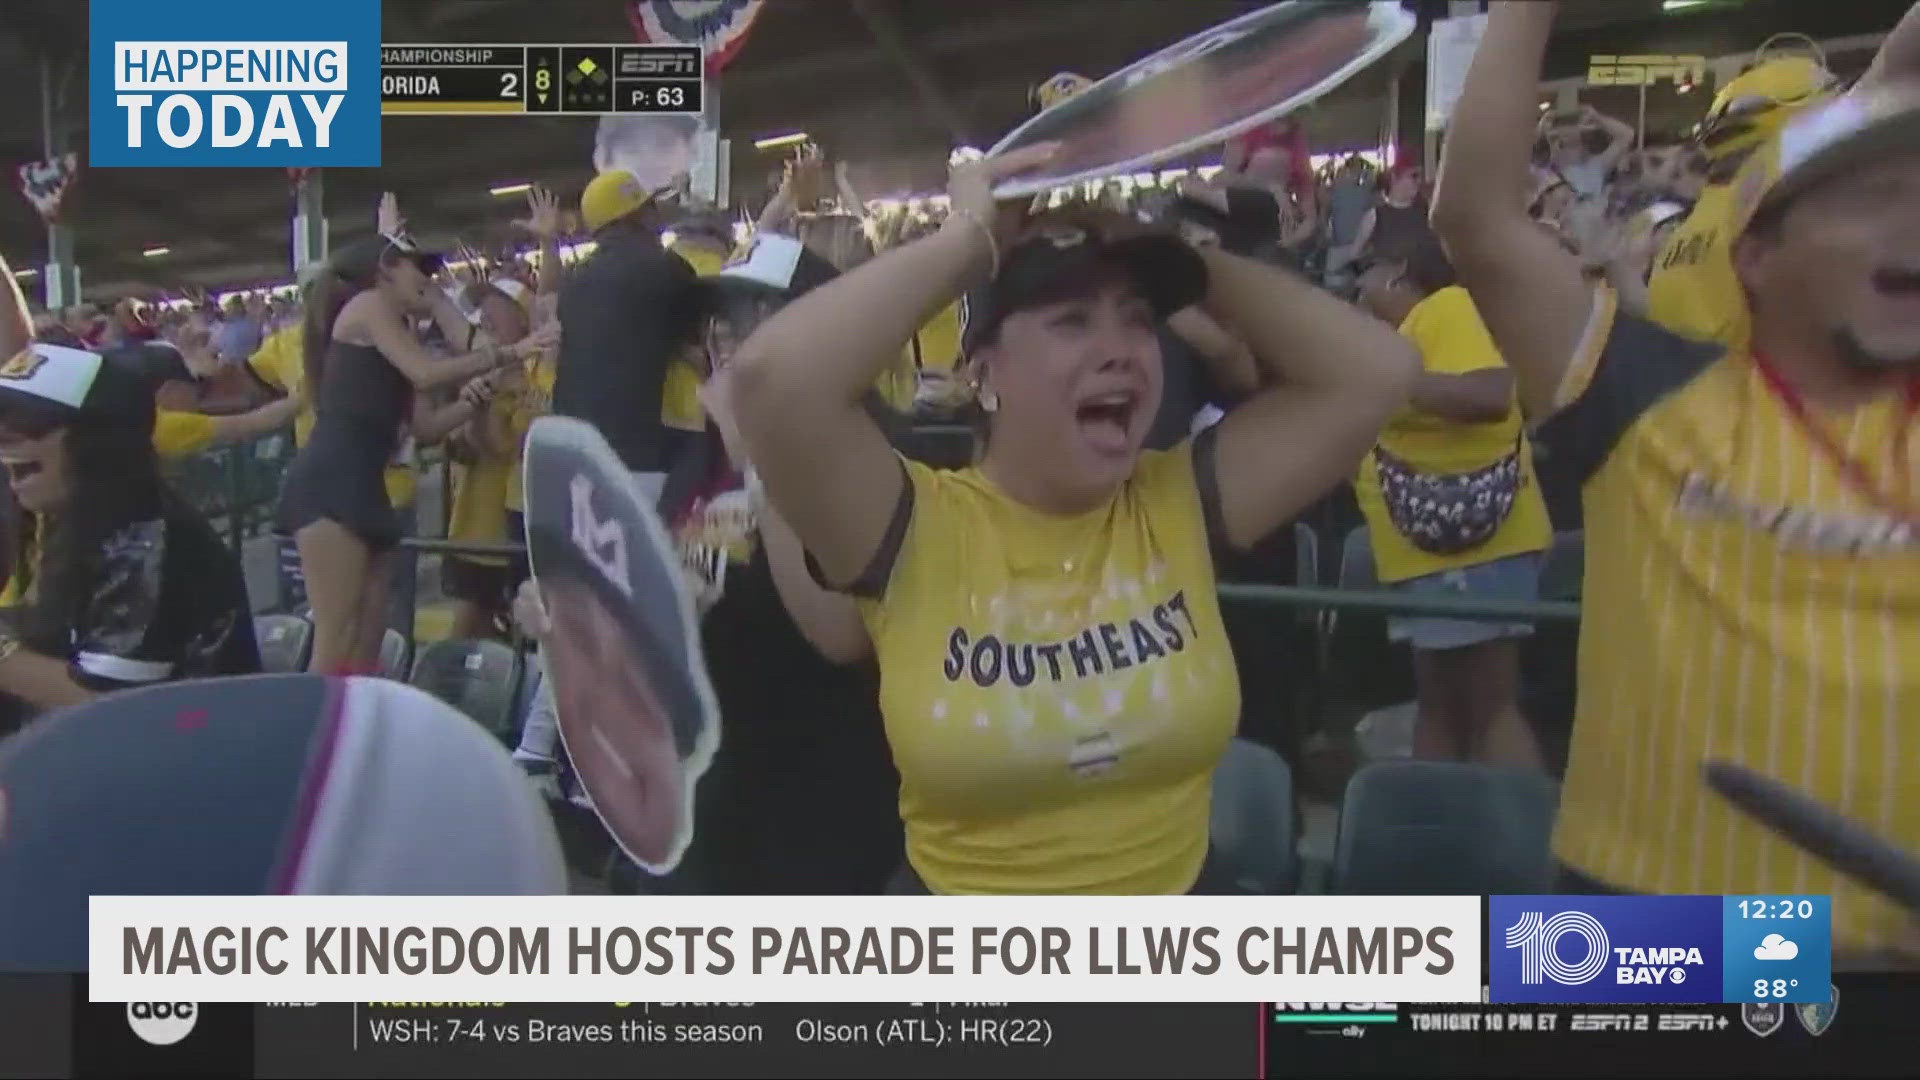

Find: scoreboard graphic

[381,44,702,116]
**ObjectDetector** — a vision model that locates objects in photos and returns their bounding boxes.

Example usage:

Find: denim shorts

[1387,552,1544,651]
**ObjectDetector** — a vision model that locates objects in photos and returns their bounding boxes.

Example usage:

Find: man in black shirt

[554,170,703,495]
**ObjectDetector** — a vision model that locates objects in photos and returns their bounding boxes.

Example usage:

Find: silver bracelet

[949,208,1000,279]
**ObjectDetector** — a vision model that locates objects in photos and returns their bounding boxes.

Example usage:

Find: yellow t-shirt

[448,435,514,569]
[1545,287,1920,955]
[661,243,730,432]
[152,410,217,460]
[1355,287,1551,584]
[503,355,557,514]
[1646,182,1749,352]
[915,300,963,372]
[859,441,1240,894]
[247,325,415,507]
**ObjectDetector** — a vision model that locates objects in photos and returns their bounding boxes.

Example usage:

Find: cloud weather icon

[1754,934,1799,960]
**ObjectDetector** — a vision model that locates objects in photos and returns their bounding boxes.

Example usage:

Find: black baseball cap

[960,216,1208,357]
[0,341,155,434]
[326,231,446,287]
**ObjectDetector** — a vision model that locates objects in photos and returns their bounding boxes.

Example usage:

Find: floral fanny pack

[1373,438,1524,556]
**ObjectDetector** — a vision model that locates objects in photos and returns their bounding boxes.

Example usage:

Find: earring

[978,388,999,413]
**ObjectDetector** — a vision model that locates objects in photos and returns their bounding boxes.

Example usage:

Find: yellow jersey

[247,325,415,508]
[662,243,729,432]
[1540,287,1920,955]
[447,419,514,569]
[915,301,963,373]
[853,437,1240,894]
[503,355,557,514]
[1646,182,1749,352]
[152,410,217,461]
[1354,286,1551,583]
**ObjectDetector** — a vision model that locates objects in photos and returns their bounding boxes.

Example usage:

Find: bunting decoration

[17,153,78,223]
[626,0,765,76]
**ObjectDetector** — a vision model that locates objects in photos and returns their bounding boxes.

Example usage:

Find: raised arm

[731,149,1052,588]
[1583,104,1637,175]
[1166,305,1259,402]
[1429,0,1597,420]
[0,252,29,360]
[1201,247,1419,551]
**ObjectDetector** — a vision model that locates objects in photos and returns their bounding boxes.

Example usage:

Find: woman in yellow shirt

[1354,240,1551,769]
[731,151,1418,895]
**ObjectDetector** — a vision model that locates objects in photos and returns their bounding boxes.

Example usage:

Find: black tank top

[1371,198,1431,262]
[313,340,410,450]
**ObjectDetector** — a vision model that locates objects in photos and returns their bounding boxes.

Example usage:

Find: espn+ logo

[1505,911,1703,987]
[125,1002,198,1046]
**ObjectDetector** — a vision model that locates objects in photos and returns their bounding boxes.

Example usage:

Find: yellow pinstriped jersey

[1539,287,1920,954]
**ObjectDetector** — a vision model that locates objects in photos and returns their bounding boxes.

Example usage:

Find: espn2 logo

[125,1001,198,1046]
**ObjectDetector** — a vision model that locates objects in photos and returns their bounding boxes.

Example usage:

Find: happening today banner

[88,0,383,167]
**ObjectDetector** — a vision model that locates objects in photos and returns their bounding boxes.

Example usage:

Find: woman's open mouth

[1075,391,1141,456]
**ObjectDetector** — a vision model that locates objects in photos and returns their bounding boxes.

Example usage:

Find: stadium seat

[1208,738,1298,895]
[1330,761,1559,895]
[254,614,312,674]
[409,639,523,743]
[378,628,413,682]
[1540,530,1585,601]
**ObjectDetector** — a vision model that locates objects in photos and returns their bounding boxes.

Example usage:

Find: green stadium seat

[1330,761,1558,895]
[254,614,312,674]
[409,639,523,743]
[1208,738,1298,894]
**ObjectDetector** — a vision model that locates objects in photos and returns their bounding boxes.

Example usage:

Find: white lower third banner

[91,895,1484,1003]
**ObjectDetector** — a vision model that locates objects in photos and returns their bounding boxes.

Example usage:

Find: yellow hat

[1698,56,1837,160]
[1728,83,1920,240]
[579,170,652,233]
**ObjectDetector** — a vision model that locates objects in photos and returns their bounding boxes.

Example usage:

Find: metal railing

[181,430,1585,625]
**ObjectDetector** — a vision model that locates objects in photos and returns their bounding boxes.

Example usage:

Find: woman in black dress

[279,234,551,672]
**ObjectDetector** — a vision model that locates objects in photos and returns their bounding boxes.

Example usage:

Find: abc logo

[125,1002,198,1046]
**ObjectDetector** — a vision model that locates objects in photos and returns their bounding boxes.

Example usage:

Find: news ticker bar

[4,982,1908,1080]
[379,44,701,116]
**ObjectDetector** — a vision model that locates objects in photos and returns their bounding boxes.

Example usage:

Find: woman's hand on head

[943,142,1061,267]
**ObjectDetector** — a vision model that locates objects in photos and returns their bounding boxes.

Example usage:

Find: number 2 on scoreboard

[500,72,519,99]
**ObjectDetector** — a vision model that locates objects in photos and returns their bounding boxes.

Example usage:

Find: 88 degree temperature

[1754,978,1799,999]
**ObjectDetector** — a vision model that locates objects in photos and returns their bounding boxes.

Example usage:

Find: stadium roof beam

[847,0,973,146]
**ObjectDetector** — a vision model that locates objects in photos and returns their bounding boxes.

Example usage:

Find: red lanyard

[1750,349,1920,524]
